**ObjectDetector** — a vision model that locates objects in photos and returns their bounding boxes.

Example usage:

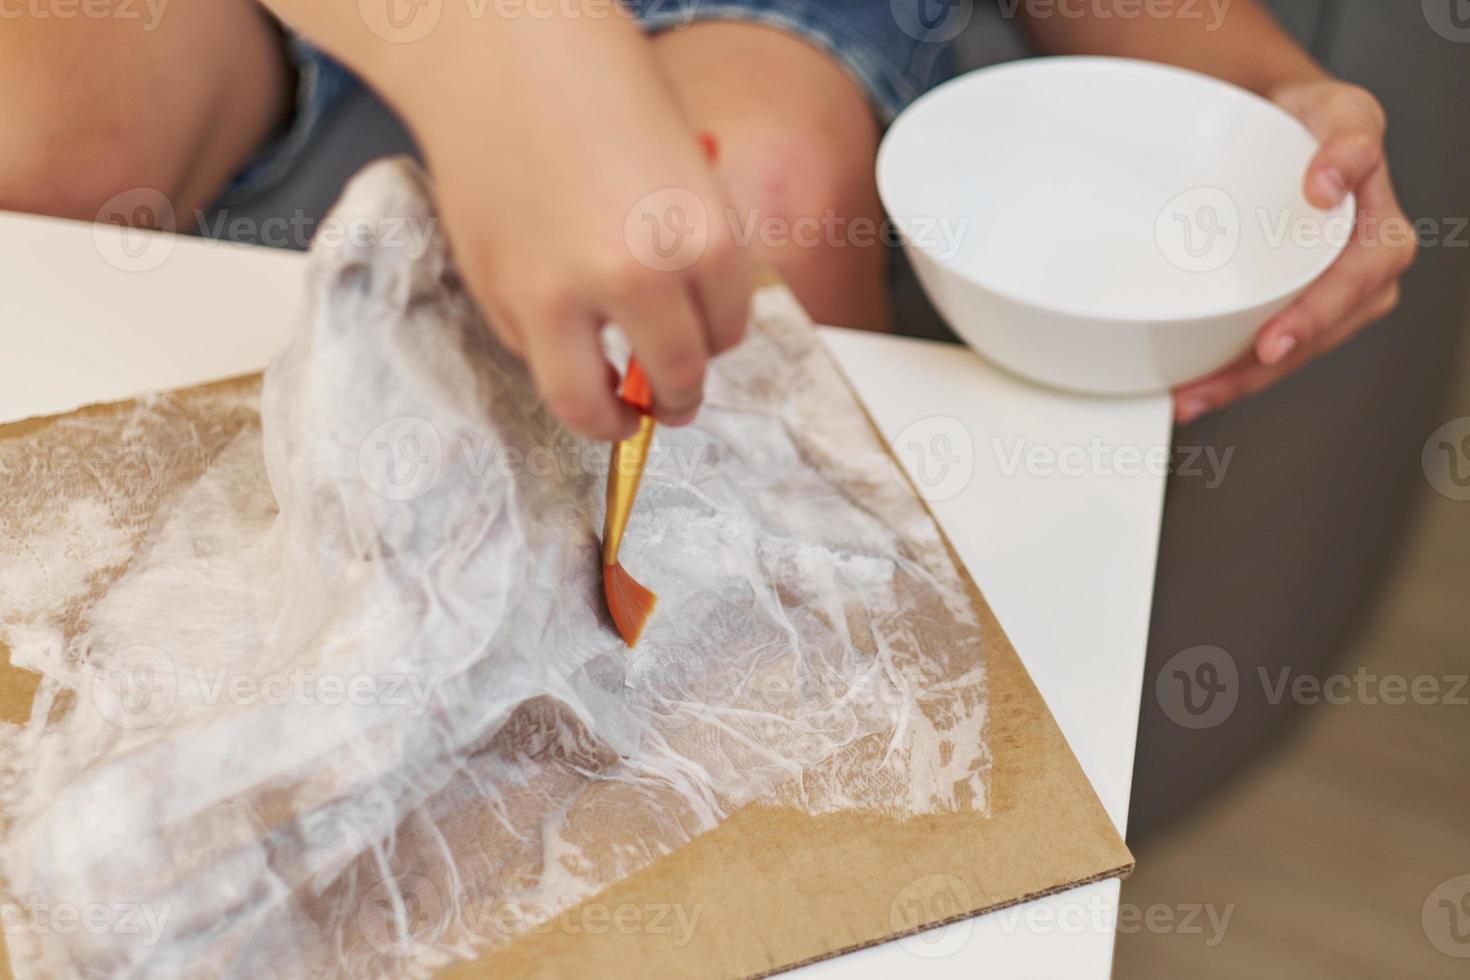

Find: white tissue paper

[0,159,989,977]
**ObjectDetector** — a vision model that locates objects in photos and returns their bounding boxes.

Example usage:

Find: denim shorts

[227,0,957,202]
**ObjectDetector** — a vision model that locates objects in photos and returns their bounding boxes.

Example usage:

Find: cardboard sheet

[0,284,1130,978]
[446,547,1134,978]
[0,389,1129,977]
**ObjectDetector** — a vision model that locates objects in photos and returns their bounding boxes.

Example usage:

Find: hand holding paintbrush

[600,132,724,646]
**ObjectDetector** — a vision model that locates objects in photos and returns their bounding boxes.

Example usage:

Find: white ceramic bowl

[876,57,1355,395]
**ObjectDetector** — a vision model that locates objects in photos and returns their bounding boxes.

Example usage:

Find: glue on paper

[0,160,989,978]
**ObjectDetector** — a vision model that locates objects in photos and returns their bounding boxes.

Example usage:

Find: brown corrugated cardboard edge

[0,304,1133,980]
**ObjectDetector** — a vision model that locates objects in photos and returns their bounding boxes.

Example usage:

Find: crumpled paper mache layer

[0,159,990,978]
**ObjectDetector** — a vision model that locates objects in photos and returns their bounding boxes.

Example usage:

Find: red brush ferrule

[620,357,654,414]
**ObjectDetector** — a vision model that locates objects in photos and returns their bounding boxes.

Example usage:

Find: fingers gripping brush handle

[601,132,719,647]
[602,358,657,646]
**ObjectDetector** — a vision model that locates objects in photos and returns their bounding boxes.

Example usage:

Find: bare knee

[722,125,866,248]
[0,111,184,223]
[0,5,290,224]
[719,124,889,328]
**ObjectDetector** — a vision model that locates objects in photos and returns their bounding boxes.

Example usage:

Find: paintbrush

[602,357,657,645]
[601,131,725,646]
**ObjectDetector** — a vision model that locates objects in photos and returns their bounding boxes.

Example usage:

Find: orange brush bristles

[604,561,657,647]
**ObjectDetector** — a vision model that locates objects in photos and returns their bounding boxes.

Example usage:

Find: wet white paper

[0,160,989,977]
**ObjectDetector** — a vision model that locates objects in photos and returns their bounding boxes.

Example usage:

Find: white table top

[0,211,1171,978]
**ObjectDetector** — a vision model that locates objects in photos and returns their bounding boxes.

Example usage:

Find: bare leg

[0,0,292,223]
[653,22,891,331]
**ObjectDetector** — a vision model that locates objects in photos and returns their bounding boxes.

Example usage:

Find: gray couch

[207,1,1470,840]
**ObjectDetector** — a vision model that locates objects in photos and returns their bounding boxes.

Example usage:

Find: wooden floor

[1114,345,1470,977]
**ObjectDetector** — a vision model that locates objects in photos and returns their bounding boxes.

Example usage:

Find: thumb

[1304,129,1382,209]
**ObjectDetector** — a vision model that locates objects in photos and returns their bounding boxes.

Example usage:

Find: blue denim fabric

[636,0,956,121]
[219,34,359,204]
[226,0,956,201]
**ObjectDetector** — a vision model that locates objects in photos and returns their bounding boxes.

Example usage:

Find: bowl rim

[876,55,1357,326]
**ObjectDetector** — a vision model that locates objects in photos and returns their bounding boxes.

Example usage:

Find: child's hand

[1173,80,1417,424]
[390,19,750,442]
